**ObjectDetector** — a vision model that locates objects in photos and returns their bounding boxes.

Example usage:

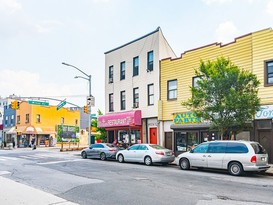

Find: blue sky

[0,0,273,113]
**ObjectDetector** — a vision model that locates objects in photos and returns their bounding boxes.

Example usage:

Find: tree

[92,109,107,142]
[182,57,260,139]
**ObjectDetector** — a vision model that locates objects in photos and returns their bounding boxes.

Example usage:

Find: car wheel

[228,162,243,176]
[81,151,87,159]
[144,156,152,166]
[179,158,190,170]
[100,152,106,161]
[118,154,124,163]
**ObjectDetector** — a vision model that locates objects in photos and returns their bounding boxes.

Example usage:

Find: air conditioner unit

[109,77,113,83]
[133,102,139,108]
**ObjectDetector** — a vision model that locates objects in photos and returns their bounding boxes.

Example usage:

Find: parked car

[116,144,175,166]
[175,140,270,176]
[81,143,118,160]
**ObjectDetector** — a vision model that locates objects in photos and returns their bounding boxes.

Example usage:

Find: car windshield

[251,143,267,154]
[149,144,166,150]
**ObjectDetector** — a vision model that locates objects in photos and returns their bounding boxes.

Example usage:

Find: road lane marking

[0,171,11,175]
[37,159,82,165]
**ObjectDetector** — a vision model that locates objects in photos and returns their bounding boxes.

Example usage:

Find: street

[0,148,273,205]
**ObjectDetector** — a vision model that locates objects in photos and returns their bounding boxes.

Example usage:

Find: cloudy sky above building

[0,0,272,113]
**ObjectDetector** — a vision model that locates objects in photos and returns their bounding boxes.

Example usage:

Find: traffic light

[11,101,20,109]
[84,105,89,114]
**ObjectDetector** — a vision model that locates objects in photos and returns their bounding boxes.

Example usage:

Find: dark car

[81,143,118,160]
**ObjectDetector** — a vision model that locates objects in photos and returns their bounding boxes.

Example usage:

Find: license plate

[166,152,171,156]
[261,157,265,161]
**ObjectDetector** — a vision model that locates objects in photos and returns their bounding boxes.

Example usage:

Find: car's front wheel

[179,158,190,170]
[81,151,87,159]
[228,162,243,176]
[144,156,152,166]
[118,154,124,163]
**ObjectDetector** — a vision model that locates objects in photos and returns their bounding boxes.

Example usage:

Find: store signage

[98,110,141,128]
[173,112,201,124]
[255,105,273,119]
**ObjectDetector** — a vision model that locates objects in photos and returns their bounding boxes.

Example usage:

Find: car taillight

[172,151,174,156]
[155,151,165,156]
[109,149,116,152]
[250,156,257,163]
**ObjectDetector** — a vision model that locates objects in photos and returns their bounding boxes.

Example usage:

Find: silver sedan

[81,143,118,160]
[116,144,175,166]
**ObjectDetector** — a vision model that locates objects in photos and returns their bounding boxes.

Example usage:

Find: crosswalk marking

[37,159,82,165]
[0,156,18,161]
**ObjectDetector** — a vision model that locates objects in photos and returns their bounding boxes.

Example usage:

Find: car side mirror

[190,149,194,153]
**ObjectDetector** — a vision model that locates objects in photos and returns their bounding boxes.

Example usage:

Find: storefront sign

[255,105,273,119]
[173,112,201,124]
[98,110,142,128]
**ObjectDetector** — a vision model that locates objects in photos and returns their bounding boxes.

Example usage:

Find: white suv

[175,141,270,176]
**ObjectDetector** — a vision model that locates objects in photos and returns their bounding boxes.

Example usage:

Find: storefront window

[175,131,199,152]
[118,130,140,144]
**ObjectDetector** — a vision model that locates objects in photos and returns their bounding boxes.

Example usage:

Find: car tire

[228,162,243,176]
[144,156,152,166]
[179,158,190,170]
[100,152,106,161]
[118,154,124,163]
[81,151,87,159]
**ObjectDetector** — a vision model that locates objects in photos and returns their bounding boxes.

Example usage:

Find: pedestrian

[31,137,36,150]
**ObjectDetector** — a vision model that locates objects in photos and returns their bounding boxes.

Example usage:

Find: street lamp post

[62,62,92,146]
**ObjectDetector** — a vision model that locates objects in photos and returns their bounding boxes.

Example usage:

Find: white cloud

[35,20,63,34]
[202,0,232,5]
[0,69,85,106]
[0,0,22,14]
[266,0,273,16]
[215,21,239,44]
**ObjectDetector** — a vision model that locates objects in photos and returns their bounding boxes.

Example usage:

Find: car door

[87,144,96,158]
[125,145,140,162]
[189,143,209,167]
[93,144,104,158]
[135,145,149,162]
[207,142,227,169]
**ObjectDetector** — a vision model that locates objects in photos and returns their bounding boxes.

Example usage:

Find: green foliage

[92,109,107,142]
[182,57,260,137]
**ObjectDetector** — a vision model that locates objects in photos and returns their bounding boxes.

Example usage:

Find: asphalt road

[1,148,273,205]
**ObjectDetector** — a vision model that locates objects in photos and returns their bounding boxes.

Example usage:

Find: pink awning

[98,110,142,128]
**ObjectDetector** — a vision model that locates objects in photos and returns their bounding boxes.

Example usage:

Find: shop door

[165,132,172,150]
[258,131,273,164]
[149,128,157,144]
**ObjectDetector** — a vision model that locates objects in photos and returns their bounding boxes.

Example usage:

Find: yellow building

[160,28,273,162]
[16,101,80,147]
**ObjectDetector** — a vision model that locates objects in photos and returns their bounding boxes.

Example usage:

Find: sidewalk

[0,175,78,205]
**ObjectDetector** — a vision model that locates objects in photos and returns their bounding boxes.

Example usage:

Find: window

[120,91,126,110]
[61,117,64,124]
[133,87,139,108]
[139,145,148,150]
[207,142,227,153]
[265,60,273,85]
[128,145,139,150]
[36,114,41,123]
[109,65,114,83]
[26,114,29,123]
[11,115,14,125]
[226,143,249,153]
[17,115,20,124]
[75,119,78,125]
[120,61,125,80]
[192,143,209,153]
[168,80,177,100]
[251,143,267,154]
[147,51,154,71]
[148,84,154,105]
[109,93,114,112]
[5,116,8,125]
[133,56,139,76]
[92,144,104,148]
[193,76,202,88]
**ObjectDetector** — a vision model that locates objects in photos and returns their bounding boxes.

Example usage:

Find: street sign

[28,100,49,106]
[56,99,67,111]
[87,96,95,107]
